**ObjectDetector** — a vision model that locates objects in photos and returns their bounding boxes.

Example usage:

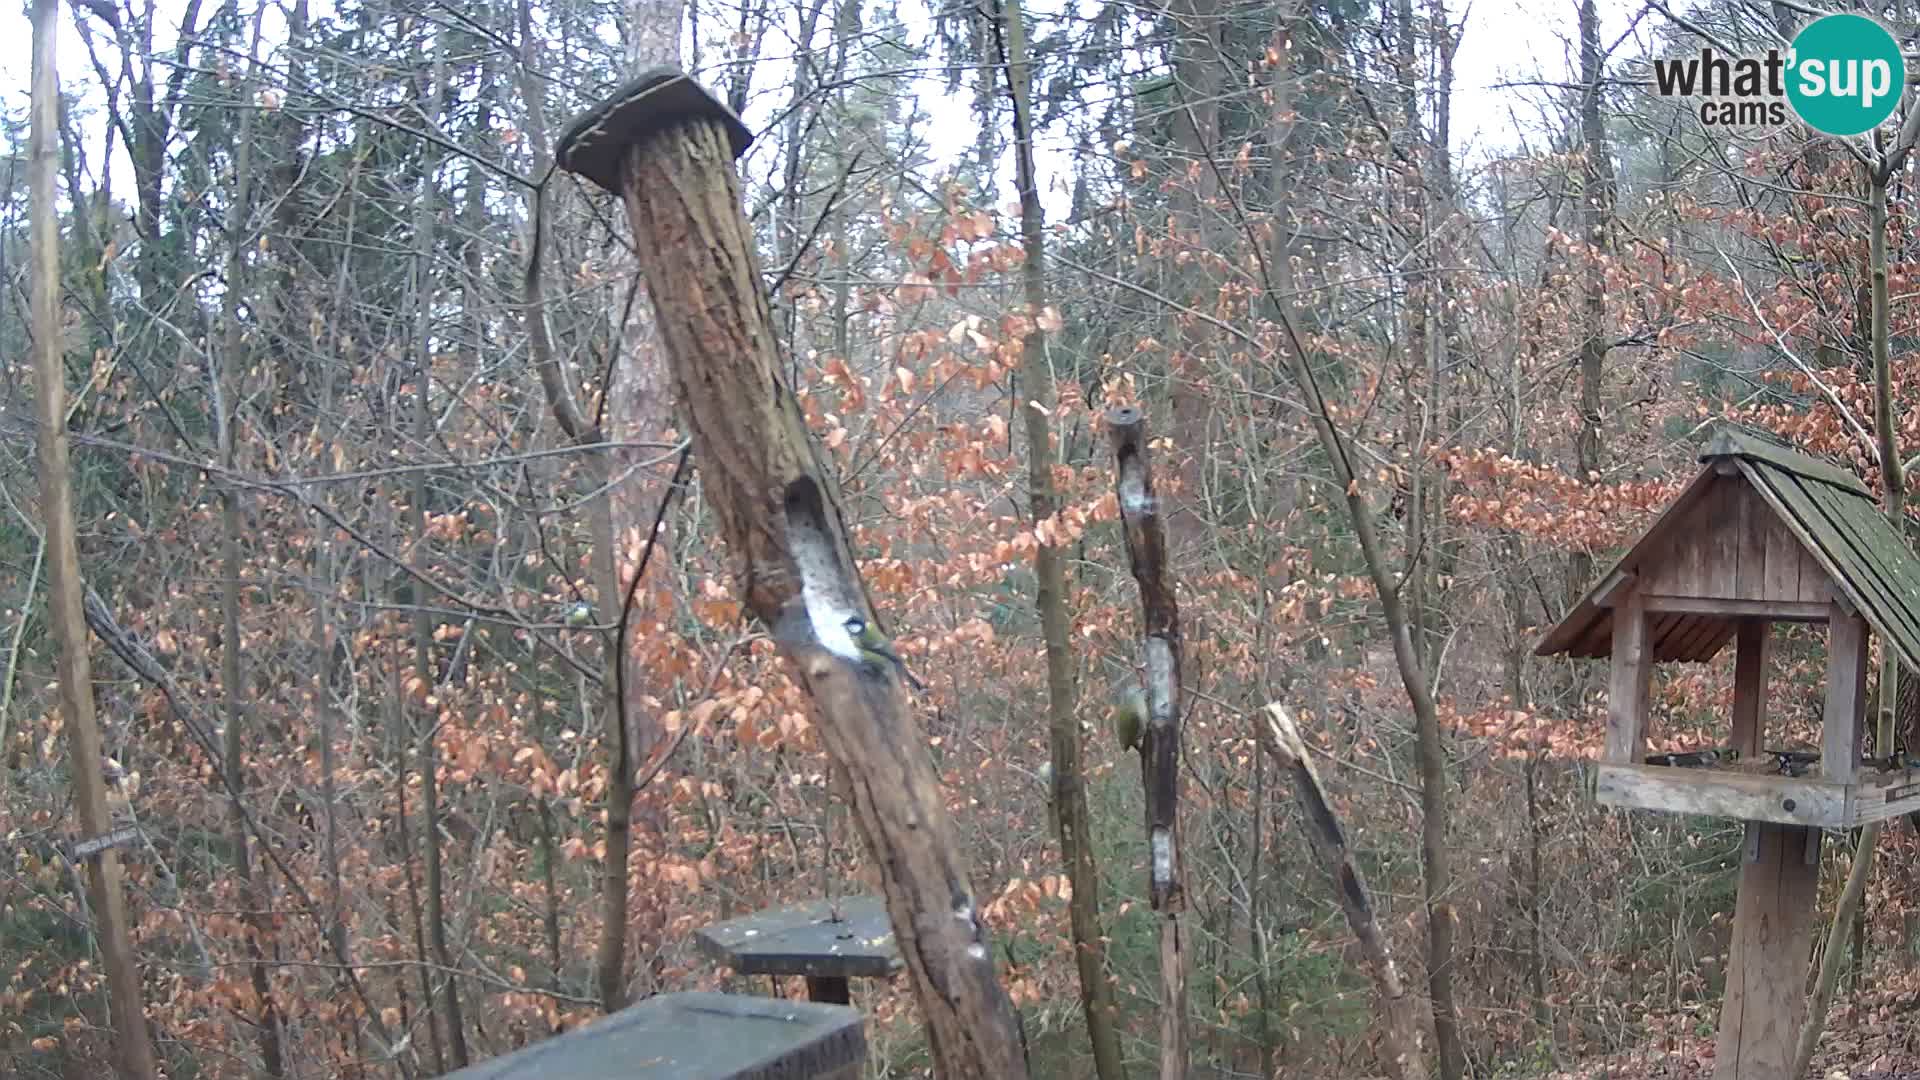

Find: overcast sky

[0,0,1625,215]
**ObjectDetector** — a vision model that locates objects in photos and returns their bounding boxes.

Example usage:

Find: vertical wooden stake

[1108,407,1190,1080]
[1731,620,1767,758]
[1606,592,1652,764]
[1824,609,1867,785]
[1714,823,1819,1080]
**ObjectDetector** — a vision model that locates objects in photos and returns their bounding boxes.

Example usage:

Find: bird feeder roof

[1537,427,1920,671]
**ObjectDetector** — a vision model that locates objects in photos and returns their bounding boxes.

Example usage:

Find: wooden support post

[1824,608,1868,785]
[1714,823,1820,1080]
[1606,592,1652,764]
[806,977,852,1005]
[1107,407,1191,1079]
[555,70,1029,1079]
[1731,620,1767,758]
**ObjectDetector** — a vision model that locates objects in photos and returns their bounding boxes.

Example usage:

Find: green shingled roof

[1710,428,1920,672]
[1537,427,1920,672]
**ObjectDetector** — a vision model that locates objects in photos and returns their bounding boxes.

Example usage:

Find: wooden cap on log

[554,67,753,194]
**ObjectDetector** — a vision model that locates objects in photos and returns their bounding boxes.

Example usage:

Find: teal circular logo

[1787,14,1906,136]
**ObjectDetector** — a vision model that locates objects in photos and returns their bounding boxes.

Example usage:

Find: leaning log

[554,69,1028,1079]
[1257,704,1428,1080]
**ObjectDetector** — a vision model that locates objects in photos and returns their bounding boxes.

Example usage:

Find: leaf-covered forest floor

[1544,972,1920,1079]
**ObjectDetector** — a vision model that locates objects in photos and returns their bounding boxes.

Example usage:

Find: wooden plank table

[696,896,903,1004]
[444,992,864,1079]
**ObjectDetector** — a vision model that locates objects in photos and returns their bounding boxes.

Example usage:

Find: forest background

[3,0,1920,1076]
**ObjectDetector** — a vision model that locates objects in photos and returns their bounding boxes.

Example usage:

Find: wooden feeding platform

[443,992,864,1080]
[696,896,903,1005]
[1595,751,1920,830]
[1539,427,1920,1079]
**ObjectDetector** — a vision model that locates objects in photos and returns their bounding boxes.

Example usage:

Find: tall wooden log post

[554,71,1030,1079]
[1107,408,1190,1078]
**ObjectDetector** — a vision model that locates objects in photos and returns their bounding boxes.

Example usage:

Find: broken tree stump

[555,68,1028,1079]
[1258,704,1429,1080]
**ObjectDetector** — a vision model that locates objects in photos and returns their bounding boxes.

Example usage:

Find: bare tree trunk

[408,42,468,1068]
[1569,0,1615,606]
[390,658,445,1074]
[214,11,284,1072]
[1106,409,1190,1080]
[1250,751,1277,1077]
[994,3,1126,1077]
[28,4,159,1075]
[1391,10,1463,1068]
[1394,0,1434,678]
[1164,0,1219,551]
[518,0,682,1008]
[538,798,566,995]
[625,0,685,69]
[1258,705,1429,1080]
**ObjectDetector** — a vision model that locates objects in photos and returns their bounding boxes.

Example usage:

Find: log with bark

[554,69,1029,1079]
[1257,704,1429,1080]
[1106,406,1189,1078]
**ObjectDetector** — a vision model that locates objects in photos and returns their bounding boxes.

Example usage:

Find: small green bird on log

[843,615,926,691]
[1111,686,1148,754]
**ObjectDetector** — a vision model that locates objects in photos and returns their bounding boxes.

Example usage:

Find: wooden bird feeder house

[1538,426,1920,1077]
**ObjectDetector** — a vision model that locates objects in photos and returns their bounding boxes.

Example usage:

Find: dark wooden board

[444,992,864,1080]
[696,896,903,980]
[554,68,752,194]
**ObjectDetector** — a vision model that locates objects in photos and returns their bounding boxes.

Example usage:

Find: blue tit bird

[563,601,594,629]
[1111,686,1148,754]
[843,615,926,691]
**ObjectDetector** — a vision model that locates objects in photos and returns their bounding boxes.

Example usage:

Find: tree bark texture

[1164,0,1220,553]
[1107,408,1190,1079]
[587,102,1030,1079]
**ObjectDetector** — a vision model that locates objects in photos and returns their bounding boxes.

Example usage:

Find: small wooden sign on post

[70,826,140,861]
